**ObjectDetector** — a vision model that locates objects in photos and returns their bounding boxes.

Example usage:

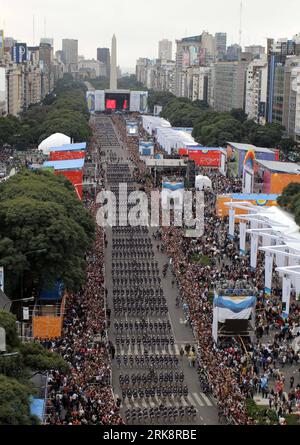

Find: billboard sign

[0,266,4,292]
[95,90,105,112]
[86,91,95,113]
[130,91,141,112]
[139,141,154,157]
[140,92,148,113]
[179,148,221,167]
[12,43,28,63]
[126,120,138,136]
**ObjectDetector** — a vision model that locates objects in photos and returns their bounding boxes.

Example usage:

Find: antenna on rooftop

[44,17,46,38]
[32,15,35,46]
[239,0,243,47]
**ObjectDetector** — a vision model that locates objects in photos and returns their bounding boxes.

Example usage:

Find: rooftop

[49,143,87,153]
[256,159,300,174]
[146,159,187,168]
[227,142,275,154]
[43,159,85,171]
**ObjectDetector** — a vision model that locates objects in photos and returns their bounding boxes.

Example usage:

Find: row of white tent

[38,133,71,155]
[141,116,199,155]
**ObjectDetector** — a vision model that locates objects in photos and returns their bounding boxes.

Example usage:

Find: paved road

[96,115,219,425]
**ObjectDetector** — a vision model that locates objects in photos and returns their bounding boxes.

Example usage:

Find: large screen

[105,92,130,111]
[106,99,116,109]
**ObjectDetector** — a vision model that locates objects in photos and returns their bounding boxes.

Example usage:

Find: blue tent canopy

[30,398,45,421]
[39,281,64,301]
[50,143,87,152]
[43,158,85,171]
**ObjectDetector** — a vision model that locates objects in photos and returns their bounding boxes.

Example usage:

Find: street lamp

[3,296,35,312]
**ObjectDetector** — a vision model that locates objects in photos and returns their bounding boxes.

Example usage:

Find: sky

[1,0,300,72]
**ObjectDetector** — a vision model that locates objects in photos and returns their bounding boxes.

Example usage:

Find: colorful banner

[265,253,274,295]
[282,276,291,317]
[55,170,83,200]
[240,222,247,255]
[229,209,235,239]
[250,234,259,269]
[86,91,95,113]
[126,120,138,136]
[179,148,221,167]
[50,151,85,161]
[216,194,279,219]
[139,141,154,157]
[162,181,185,191]
[0,266,4,292]
[214,296,256,323]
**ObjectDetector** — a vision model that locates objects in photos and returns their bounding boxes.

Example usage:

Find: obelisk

[110,34,117,90]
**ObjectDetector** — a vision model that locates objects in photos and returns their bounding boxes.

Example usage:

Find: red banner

[50,151,85,161]
[55,170,83,200]
[179,149,221,167]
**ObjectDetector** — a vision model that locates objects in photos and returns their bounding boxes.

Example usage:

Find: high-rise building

[158,39,172,61]
[174,35,202,97]
[244,45,265,58]
[0,67,7,115]
[136,58,151,85]
[40,38,54,47]
[212,60,250,112]
[215,33,227,60]
[245,56,268,124]
[39,42,54,97]
[97,47,110,78]
[110,34,117,90]
[5,63,23,115]
[0,30,4,60]
[266,35,300,125]
[78,59,106,79]
[282,61,300,139]
[62,39,78,72]
[226,44,242,61]
[174,33,216,97]
[181,66,210,101]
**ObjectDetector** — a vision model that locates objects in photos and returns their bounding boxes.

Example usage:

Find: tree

[0,310,69,410]
[0,375,39,425]
[0,74,91,150]
[148,91,175,113]
[230,108,248,123]
[0,170,95,297]
[0,312,20,350]
[20,343,69,374]
[279,138,297,160]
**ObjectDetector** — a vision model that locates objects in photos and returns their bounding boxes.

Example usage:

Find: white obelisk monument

[110,34,117,90]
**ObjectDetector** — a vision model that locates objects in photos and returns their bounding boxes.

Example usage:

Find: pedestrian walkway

[114,392,214,410]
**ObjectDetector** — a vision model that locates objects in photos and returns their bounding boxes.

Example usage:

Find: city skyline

[1,0,300,71]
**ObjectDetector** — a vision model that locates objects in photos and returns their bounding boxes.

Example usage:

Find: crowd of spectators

[114,115,300,425]
[41,138,124,425]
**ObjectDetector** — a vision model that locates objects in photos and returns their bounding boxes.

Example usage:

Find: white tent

[38,133,71,155]
[195,175,212,191]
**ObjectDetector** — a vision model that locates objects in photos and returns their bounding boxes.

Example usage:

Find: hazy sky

[1,0,300,72]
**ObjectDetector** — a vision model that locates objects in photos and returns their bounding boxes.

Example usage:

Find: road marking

[192,392,205,407]
[180,396,189,407]
[201,392,213,407]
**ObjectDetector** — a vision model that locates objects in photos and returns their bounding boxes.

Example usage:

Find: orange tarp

[216,195,278,219]
[33,316,63,339]
[269,173,300,194]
